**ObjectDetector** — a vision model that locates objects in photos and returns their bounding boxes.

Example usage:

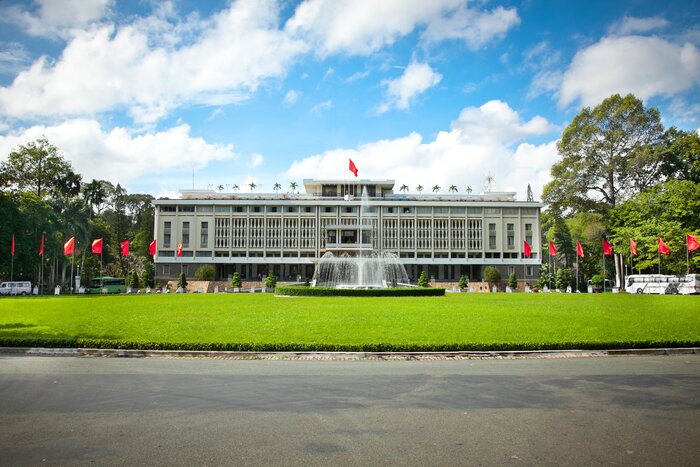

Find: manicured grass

[0,293,698,351]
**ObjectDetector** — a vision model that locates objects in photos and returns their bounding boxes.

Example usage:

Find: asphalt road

[1,355,699,466]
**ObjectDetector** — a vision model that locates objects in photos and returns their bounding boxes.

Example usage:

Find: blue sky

[1,0,699,200]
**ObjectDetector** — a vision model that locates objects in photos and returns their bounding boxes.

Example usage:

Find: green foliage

[264,270,277,289]
[543,93,664,215]
[275,286,446,297]
[128,271,140,289]
[458,275,469,289]
[609,180,700,274]
[178,272,188,291]
[483,266,501,285]
[230,272,242,289]
[659,128,700,183]
[590,275,604,286]
[508,272,518,290]
[143,261,154,288]
[538,263,553,289]
[555,268,573,290]
[417,271,430,287]
[194,264,215,281]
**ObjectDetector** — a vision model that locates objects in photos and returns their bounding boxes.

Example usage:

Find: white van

[0,281,32,296]
[625,274,700,295]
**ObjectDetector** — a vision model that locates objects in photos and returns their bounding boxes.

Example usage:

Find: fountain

[311,186,409,289]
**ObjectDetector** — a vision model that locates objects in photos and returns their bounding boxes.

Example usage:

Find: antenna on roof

[484,175,495,193]
[527,184,534,202]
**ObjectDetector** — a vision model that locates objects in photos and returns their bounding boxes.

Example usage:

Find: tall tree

[658,128,700,183]
[0,137,82,199]
[543,94,664,215]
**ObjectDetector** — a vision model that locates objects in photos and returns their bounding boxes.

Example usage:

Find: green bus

[88,277,126,294]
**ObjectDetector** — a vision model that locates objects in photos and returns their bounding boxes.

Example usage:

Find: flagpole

[603,253,606,293]
[71,244,75,294]
[576,253,579,292]
[658,249,661,275]
[687,242,690,275]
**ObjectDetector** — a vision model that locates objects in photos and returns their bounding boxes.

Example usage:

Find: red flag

[91,238,103,254]
[11,234,15,256]
[176,243,183,257]
[39,233,45,256]
[548,241,557,257]
[576,240,584,258]
[630,238,637,256]
[349,158,358,177]
[120,240,130,257]
[658,237,670,255]
[523,240,532,258]
[687,233,699,252]
[149,239,157,256]
[602,239,613,256]
[64,237,75,255]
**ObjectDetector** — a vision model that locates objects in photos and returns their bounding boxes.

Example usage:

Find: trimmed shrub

[178,272,188,291]
[264,270,277,289]
[143,261,155,288]
[129,271,140,289]
[556,268,573,290]
[483,266,501,286]
[458,275,469,289]
[417,271,430,287]
[508,272,517,290]
[230,272,242,289]
[195,264,215,281]
[275,286,445,297]
[590,274,604,286]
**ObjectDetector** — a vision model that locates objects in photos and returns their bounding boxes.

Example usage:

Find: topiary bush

[194,264,215,281]
[178,272,188,292]
[417,271,430,287]
[129,271,140,289]
[483,266,501,287]
[230,272,242,289]
[508,272,517,290]
[458,275,469,289]
[264,270,277,289]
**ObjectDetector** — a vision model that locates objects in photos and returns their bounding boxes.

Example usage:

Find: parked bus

[625,274,700,295]
[88,277,126,294]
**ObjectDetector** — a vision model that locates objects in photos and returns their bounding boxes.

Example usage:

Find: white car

[0,281,32,296]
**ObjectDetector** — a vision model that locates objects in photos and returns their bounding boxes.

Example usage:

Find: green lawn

[0,293,698,351]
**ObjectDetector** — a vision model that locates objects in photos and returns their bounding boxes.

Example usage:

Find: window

[162,264,170,275]
[215,206,231,213]
[324,207,336,213]
[507,223,515,249]
[485,208,501,215]
[344,207,355,213]
[434,207,449,214]
[525,223,533,246]
[268,206,278,213]
[489,223,497,249]
[200,221,208,247]
[234,206,244,213]
[526,266,533,277]
[197,206,213,213]
[183,265,188,274]
[253,206,261,213]
[178,206,195,212]
[160,206,176,212]
[163,221,171,248]
[304,207,313,213]
[383,207,394,213]
[467,207,482,215]
[182,221,190,247]
[402,207,413,214]
[287,206,297,213]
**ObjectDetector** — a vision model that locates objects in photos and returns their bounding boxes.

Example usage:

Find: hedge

[275,286,446,297]
[0,337,697,352]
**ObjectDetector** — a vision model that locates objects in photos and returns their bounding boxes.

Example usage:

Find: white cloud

[0,119,236,188]
[286,100,557,200]
[283,89,300,106]
[559,35,700,107]
[421,3,520,49]
[0,0,113,39]
[311,99,333,113]
[285,0,518,56]
[608,16,670,36]
[378,61,442,113]
[249,153,264,168]
[0,42,32,75]
[0,0,308,124]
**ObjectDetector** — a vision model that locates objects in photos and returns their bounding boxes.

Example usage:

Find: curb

[1,347,698,360]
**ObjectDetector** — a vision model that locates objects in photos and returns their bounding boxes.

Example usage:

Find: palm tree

[289,182,298,193]
[232,184,239,192]
[273,182,282,193]
[448,185,457,193]
[416,185,423,194]
[466,186,473,194]
[432,185,440,193]
[217,184,224,192]
[399,184,409,193]
[248,182,257,192]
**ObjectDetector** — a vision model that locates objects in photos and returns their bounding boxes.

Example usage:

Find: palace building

[152,179,542,284]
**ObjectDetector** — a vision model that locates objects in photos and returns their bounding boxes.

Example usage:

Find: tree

[458,275,469,289]
[248,182,257,192]
[508,272,518,290]
[483,266,501,288]
[194,264,215,281]
[416,185,423,194]
[264,270,277,289]
[432,185,440,193]
[555,268,573,290]
[143,261,155,288]
[608,180,700,274]
[289,182,298,193]
[417,270,429,287]
[232,184,240,192]
[230,272,242,289]
[543,94,664,215]
[129,271,140,289]
[465,186,472,194]
[399,184,409,193]
[273,183,282,193]
[0,137,82,199]
[178,272,188,291]
[448,185,457,193]
[658,128,700,183]
[82,179,112,216]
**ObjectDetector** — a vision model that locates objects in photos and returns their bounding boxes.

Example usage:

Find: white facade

[153,179,542,283]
